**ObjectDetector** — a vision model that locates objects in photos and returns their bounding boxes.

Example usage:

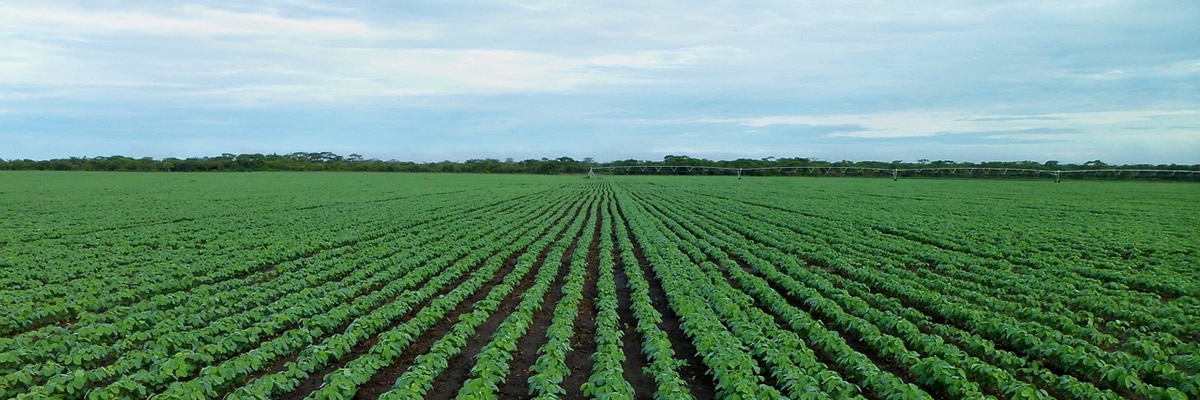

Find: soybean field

[1,172,1198,400]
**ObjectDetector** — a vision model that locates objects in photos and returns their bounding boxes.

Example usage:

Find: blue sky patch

[0,1,1197,164]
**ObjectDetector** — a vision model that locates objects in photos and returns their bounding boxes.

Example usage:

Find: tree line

[1,152,1197,179]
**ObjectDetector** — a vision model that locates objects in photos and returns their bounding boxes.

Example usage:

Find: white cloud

[980,133,1079,141]
[0,0,1197,163]
[0,39,181,88]
[583,46,747,70]
[1082,69,1127,81]
[705,109,1200,139]
[1061,60,1200,82]
[171,46,743,104]
[0,3,746,102]
[0,4,436,40]
[1156,59,1200,78]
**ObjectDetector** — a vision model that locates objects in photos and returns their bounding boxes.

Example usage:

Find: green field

[1,172,1198,400]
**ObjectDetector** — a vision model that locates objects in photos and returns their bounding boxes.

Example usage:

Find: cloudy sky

[1,1,1198,163]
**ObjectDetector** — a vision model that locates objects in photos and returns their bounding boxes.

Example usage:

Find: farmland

[1,172,1198,400]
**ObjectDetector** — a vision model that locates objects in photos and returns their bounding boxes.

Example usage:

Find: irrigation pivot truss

[586,166,1200,182]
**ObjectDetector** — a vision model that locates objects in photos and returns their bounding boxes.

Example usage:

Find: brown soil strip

[612,197,716,399]
[739,253,933,397]
[415,202,586,400]
[279,245,520,400]
[559,207,601,399]
[278,198,580,400]
[629,196,788,397]
[225,247,479,398]
[496,208,588,398]
[610,222,657,400]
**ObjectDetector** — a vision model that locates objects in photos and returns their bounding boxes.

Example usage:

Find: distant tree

[2,152,1194,180]
[235,154,265,171]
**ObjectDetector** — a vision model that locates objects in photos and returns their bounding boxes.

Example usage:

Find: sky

[1,1,1198,164]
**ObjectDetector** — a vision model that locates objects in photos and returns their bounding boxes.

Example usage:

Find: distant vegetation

[1,152,1197,177]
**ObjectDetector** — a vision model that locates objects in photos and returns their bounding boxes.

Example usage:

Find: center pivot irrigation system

[586,166,1200,182]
